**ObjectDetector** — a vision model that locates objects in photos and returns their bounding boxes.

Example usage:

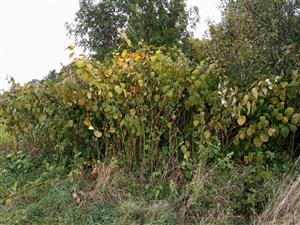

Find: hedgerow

[1,45,300,169]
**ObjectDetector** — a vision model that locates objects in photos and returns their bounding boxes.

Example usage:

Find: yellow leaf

[233,136,239,145]
[126,39,132,47]
[291,113,300,124]
[121,49,128,58]
[251,88,259,100]
[239,129,246,140]
[193,120,200,127]
[5,198,12,205]
[133,53,141,61]
[260,133,269,143]
[138,80,144,87]
[84,118,92,127]
[94,131,102,138]
[282,117,289,124]
[285,107,294,117]
[237,115,246,126]
[247,102,251,115]
[78,97,86,106]
[108,92,113,98]
[129,109,136,116]
[87,92,92,99]
[114,86,123,95]
[75,60,86,68]
[167,122,173,129]
[268,128,276,136]
[109,127,116,133]
[243,95,249,104]
[204,130,211,140]
[253,137,262,148]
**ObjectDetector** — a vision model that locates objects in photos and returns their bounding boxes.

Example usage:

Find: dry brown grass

[182,161,247,225]
[256,176,300,225]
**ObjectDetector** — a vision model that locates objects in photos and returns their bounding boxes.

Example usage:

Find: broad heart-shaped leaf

[114,86,123,95]
[291,113,300,125]
[260,133,269,143]
[237,115,246,126]
[87,92,92,99]
[280,126,290,138]
[129,109,136,116]
[239,129,246,140]
[193,120,200,127]
[94,130,102,138]
[75,59,86,68]
[84,118,92,127]
[282,116,289,124]
[247,127,254,137]
[289,124,297,134]
[285,107,294,117]
[268,128,276,137]
[204,130,211,140]
[253,137,262,148]
[233,136,239,145]
[260,116,269,127]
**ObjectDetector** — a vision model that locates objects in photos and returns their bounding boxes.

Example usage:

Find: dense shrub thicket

[0,44,299,196]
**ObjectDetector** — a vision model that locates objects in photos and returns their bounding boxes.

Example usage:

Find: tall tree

[66,0,193,59]
[66,0,128,58]
[203,0,300,86]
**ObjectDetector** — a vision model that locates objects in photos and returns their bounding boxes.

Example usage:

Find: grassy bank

[1,145,300,225]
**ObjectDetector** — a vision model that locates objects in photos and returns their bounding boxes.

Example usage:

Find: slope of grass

[0,151,179,225]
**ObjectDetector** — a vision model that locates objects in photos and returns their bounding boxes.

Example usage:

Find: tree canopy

[66,0,194,59]
[206,0,300,86]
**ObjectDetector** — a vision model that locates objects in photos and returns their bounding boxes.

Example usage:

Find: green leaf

[247,127,254,137]
[260,133,269,143]
[69,52,75,58]
[253,137,262,148]
[66,45,75,51]
[285,107,294,117]
[239,129,246,140]
[280,126,290,138]
[289,124,297,133]
[233,136,239,145]
[291,113,300,124]
[204,130,211,140]
[114,86,123,95]
[129,109,136,116]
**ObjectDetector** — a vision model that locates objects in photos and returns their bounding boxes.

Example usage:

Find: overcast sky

[0,0,221,91]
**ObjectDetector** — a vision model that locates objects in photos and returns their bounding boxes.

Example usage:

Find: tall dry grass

[256,168,300,225]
